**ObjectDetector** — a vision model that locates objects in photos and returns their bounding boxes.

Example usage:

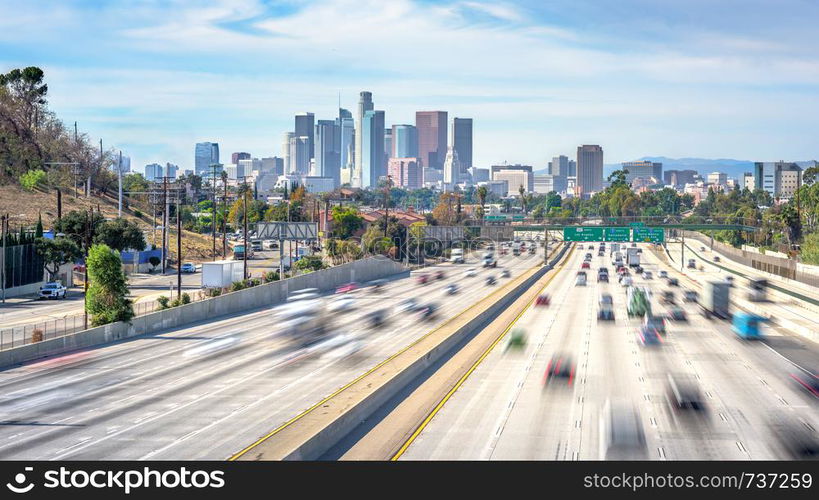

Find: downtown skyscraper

[452,117,472,172]
[416,111,447,170]
[294,112,315,161]
[194,142,219,177]
[361,109,385,188]
[576,144,604,196]
[354,91,374,188]
[315,119,341,187]
[392,124,418,158]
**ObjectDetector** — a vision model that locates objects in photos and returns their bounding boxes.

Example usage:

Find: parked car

[181,262,196,273]
[38,281,67,299]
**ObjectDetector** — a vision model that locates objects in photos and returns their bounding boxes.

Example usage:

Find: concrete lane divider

[230,243,571,461]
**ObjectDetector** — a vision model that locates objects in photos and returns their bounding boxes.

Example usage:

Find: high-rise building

[231,152,251,164]
[165,162,179,179]
[392,124,418,158]
[468,167,489,183]
[534,175,555,194]
[354,92,374,188]
[550,155,570,193]
[337,109,354,179]
[754,161,803,199]
[144,163,163,181]
[194,142,219,176]
[295,112,315,160]
[361,109,385,188]
[388,158,422,189]
[663,169,697,186]
[568,160,577,177]
[384,128,393,159]
[707,171,728,187]
[288,136,311,175]
[491,164,534,193]
[260,157,283,176]
[416,111,447,170]
[622,161,662,183]
[315,119,341,187]
[282,132,294,174]
[452,117,473,171]
[443,146,461,186]
[742,172,755,191]
[576,145,604,196]
[110,155,131,173]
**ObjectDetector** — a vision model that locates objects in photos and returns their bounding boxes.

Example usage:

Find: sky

[1,0,818,174]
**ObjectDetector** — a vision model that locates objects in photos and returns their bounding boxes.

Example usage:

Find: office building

[392,124,418,159]
[576,145,604,196]
[194,142,219,176]
[144,163,163,182]
[303,176,335,193]
[753,161,804,199]
[452,117,473,171]
[491,164,534,193]
[315,119,341,187]
[742,172,755,191]
[416,111,448,170]
[568,160,577,177]
[295,112,315,160]
[231,152,250,164]
[384,128,392,159]
[361,109,385,188]
[338,112,355,175]
[423,167,443,186]
[282,132,294,174]
[550,155,569,177]
[483,180,508,197]
[469,167,489,183]
[664,169,697,187]
[354,91,374,188]
[622,161,662,183]
[707,171,728,187]
[288,136,311,175]
[237,159,261,178]
[443,146,461,186]
[388,158,422,189]
[534,175,555,194]
[165,163,178,179]
[260,157,284,176]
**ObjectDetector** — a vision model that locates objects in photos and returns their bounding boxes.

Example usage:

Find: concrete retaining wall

[0,256,409,369]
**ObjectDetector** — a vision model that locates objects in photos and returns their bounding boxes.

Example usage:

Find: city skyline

[1,0,817,170]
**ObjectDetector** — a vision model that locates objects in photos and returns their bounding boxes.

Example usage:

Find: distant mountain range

[534,157,812,180]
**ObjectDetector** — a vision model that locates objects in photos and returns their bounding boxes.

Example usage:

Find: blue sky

[1,0,817,173]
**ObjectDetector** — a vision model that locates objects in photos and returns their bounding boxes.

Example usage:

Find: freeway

[399,243,818,460]
[0,248,542,460]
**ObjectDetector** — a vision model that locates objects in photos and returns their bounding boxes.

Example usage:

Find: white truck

[450,248,465,264]
[202,260,244,288]
[626,247,641,267]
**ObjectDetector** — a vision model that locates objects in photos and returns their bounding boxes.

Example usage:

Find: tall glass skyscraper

[392,124,418,158]
[452,117,472,171]
[416,111,447,170]
[315,119,341,187]
[577,145,604,196]
[194,142,219,177]
[361,109,385,188]
[354,92,374,188]
[295,112,315,160]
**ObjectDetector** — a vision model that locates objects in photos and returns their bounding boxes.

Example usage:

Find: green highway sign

[485,215,506,220]
[604,227,631,242]
[563,227,604,241]
[633,227,665,243]
[512,215,525,220]
[629,222,645,228]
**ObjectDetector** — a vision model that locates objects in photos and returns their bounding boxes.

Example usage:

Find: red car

[543,354,575,386]
[789,371,818,399]
[335,281,360,294]
[416,274,430,285]
[581,261,590,269]
[535,294,551,306]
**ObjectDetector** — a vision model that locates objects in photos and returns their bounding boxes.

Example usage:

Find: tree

[432,192,460,226]
[55,210,104,251]
[476,185,488,223]
[294,255,326,272]
[93,218,147,252]
[86,244,133,326]
[35,212,43,237]
[799,232,819,265]
[330,205,364,239]
[35,237,81,280]
[607,169,629,188]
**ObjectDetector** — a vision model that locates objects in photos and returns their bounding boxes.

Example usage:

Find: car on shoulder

[180,262,197,273]
[38,281,67,299]
[543,353,575,386]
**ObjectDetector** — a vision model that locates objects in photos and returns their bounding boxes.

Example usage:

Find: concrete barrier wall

[0,257,409,369]
[282,243,571,460]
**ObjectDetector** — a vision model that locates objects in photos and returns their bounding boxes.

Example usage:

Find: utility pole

[241,176,250,280]
[83,209,90,330]
[211,164,219,261]
[161,176,169,274]
[1,214,6,304]
[383,176,391,239]
[117,150,123,217]
[222,170,228,259]
[177,197,182,300]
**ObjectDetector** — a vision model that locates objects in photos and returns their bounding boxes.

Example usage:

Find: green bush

[157,295,170,310]
[204,287,221,297]
[263,271,280,283]
[170,297,181,307]
[20,169,46,192]
[230,280,245,292]
[181,292,191,304]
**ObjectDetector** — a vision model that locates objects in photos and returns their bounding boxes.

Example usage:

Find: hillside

[0,185,218,262]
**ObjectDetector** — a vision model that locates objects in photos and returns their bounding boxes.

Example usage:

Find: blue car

[181,262,196,273]
[637,325,663,346]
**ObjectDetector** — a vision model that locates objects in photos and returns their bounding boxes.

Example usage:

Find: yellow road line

[228,245,563,461]
[391,244,574,460]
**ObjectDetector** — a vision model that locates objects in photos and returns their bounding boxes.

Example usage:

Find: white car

[328,295,355,313]
[621,276,633,287]
[38,281,67,299]
[395,298,419,314]
[464,268,477,278]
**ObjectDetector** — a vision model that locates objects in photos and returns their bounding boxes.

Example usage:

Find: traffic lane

[0,256,540,458]
[398,246,581,459]
[640,247,817,459]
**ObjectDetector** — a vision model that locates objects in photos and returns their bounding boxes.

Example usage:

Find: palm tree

[476,185,488,224]
[518,185,528,214]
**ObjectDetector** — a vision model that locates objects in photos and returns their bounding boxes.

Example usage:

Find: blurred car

[713,256,721,262]
[501,269,511,278]
[581,261,590,269]
[435,270,446,280]
[38,281,66,299]
[620,275,633,287]
[417,302,438,320]
[637,325,663,346]
[724,275,734,287]
[642,271,653,280]
[687,259,696,269]
[644,314,667,336]
[578,244,584,249]
[543,353,575,386]
[667,306,687,322]
[416,274,430,285]
[367,309,387,327]
[369,279,387,293]
[599,399,648,460]
[395,298,419,314]
[659,290,675,305]
[683,290,699,303]
[769,417,819,460]
[504,328,527,352]
[328,295,356,313]
[335,282,360,294]
[598,271,609,283]
[598,294,615,321]
[575,272,587,286]
[535,294,551,306]
[666,374,706,412]
[789,371,819,400]
[667,278,679,287]
[444,283,460,295]
[634,265,644,274]
[181,262,196,273]
[288,288,320,301]
[658,270,668,279]
[463,268,477,278]
[485,276,497,286]
[598,250,605,256]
